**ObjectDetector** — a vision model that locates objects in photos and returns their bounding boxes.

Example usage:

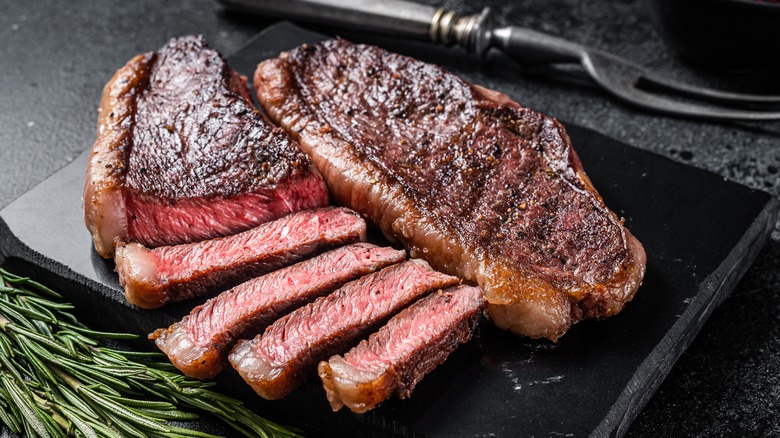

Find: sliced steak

[254,38,646,341]
[319,284,484,413]
[84,35,328,259]
[150,243,405,379]
[115,207,365,309]
[228,259,459,400]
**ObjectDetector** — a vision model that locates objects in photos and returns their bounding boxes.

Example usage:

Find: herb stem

[0,269,302,438]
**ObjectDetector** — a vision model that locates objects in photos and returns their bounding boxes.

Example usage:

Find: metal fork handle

[218,0,592,71]
[219,0,438,40]
[219,0,780,121]
[218,0,592,63]
[218,0,498,55]
[491,26,584,65]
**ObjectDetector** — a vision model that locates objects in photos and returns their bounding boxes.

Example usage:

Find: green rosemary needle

[0,268,302,438]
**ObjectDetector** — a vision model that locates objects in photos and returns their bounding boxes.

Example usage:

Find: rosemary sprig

[0,268,302,438]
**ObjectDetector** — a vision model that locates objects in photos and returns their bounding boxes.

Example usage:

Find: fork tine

[604,82,780,121]
[583,52,780,121]
[639,72,780,105]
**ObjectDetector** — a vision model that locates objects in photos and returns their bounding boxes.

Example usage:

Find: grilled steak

[254,38,646,341]
[84,35,328,259]
[228,259,459,400]
[151,243,405,379]
[115,207,365,309]
[319,284,484,413]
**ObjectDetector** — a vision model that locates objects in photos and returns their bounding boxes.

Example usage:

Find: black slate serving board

[0,22,777,438]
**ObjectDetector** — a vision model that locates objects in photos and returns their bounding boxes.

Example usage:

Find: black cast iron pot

[646,0,780,69]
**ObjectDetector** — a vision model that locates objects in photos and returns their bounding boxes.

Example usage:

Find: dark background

[0,0,778,436]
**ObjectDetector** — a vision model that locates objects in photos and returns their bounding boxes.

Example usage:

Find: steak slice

[254,38,646,341]
[150,243,405,379]
[228,259,459,400]
[115,207,366,309]
[318,284,484,413]
[84,35,328,259]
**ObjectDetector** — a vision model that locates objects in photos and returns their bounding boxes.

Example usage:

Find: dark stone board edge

[598,197,780,438]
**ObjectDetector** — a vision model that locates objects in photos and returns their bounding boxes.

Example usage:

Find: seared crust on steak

[84,36,328,258]
[84,52,153,258]
[254,39,646,341]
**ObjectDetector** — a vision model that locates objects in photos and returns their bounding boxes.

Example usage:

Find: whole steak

[84,35,328,258]
[254,38,646,341]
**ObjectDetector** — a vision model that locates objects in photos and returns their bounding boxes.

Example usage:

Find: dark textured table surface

[1,0,778,436]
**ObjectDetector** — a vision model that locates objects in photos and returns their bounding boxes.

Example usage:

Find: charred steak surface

[255,38,646,341]
[84,35,327,258]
